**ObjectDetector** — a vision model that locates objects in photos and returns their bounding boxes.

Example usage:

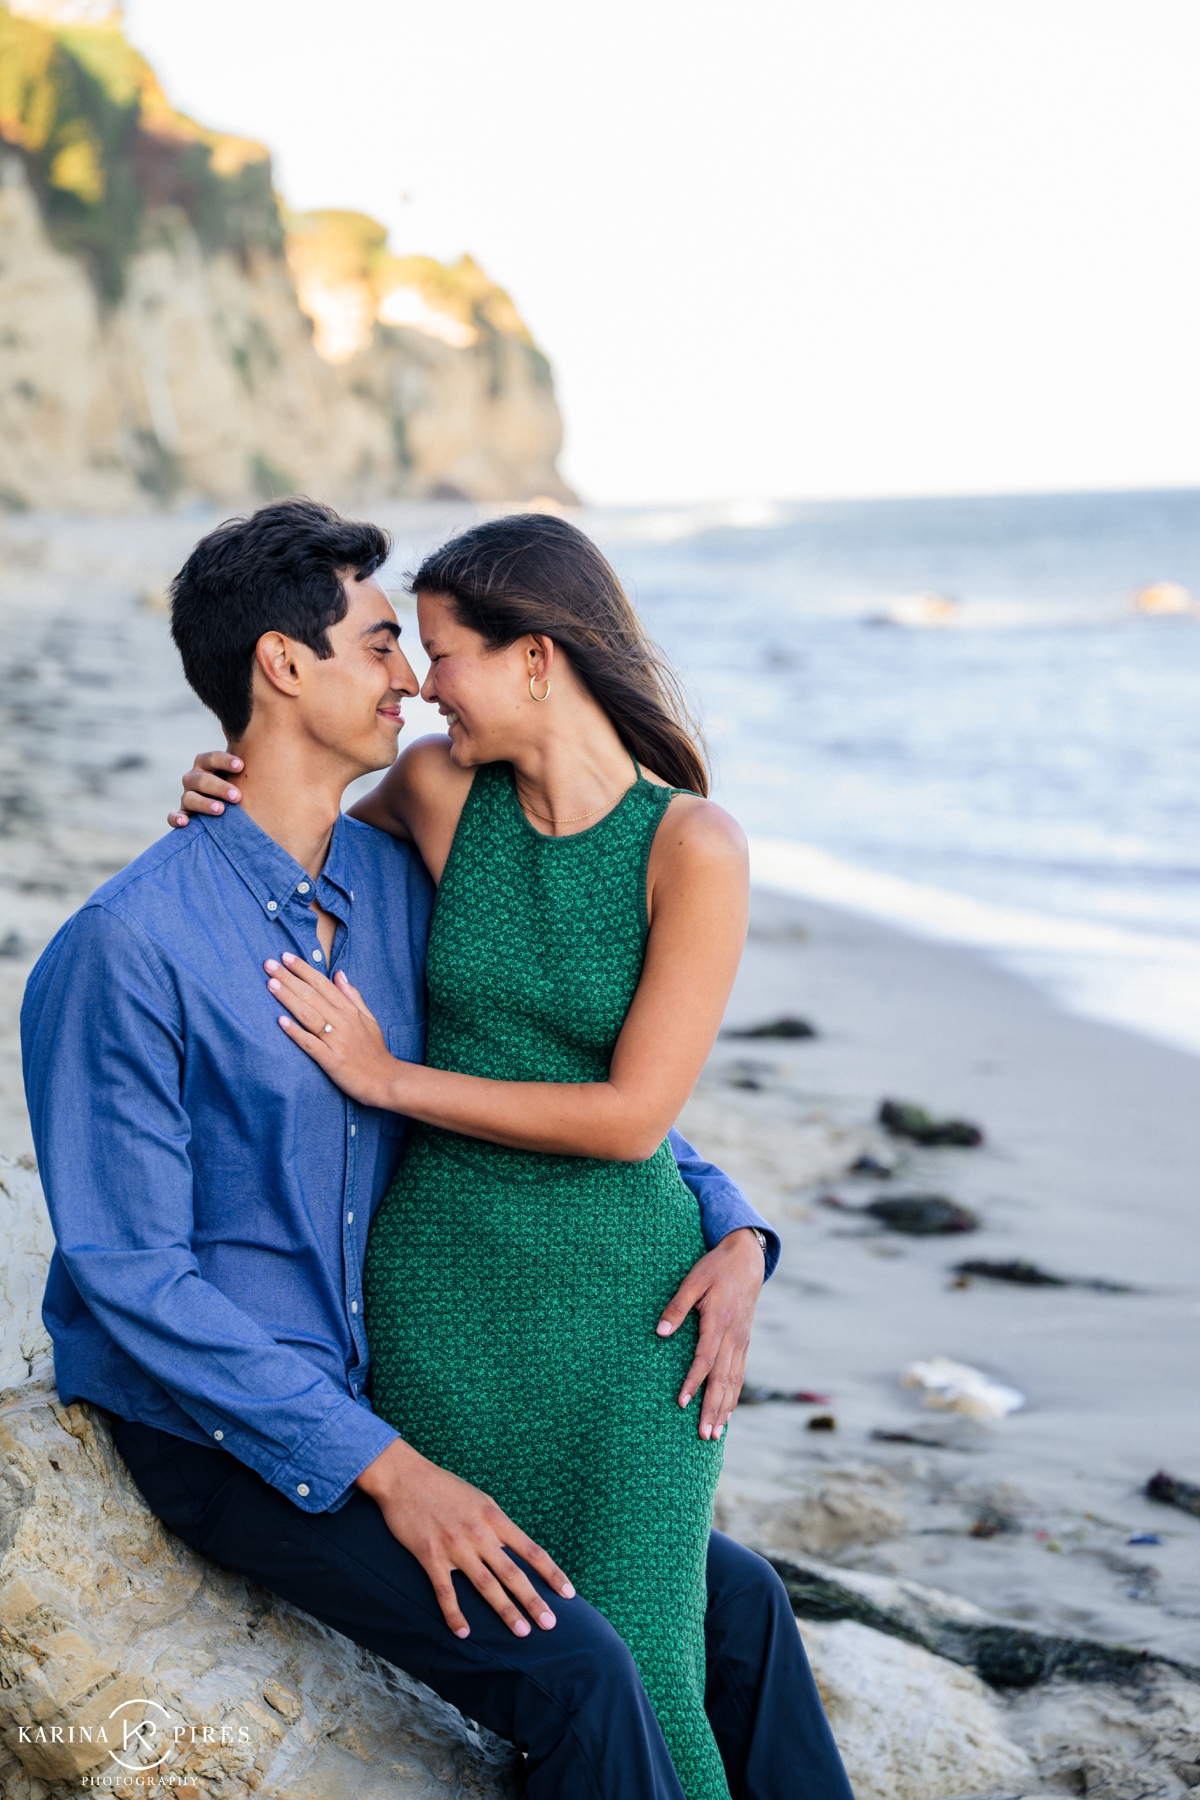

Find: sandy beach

[2,509,1199,1793]
[688,886,1200,1664]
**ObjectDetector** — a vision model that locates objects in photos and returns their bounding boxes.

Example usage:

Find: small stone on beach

[970,1505,1021,1538]
[866,1195,979,1236]
[807,1413,837,1431]
[725,1015,817,1040]
[849,1154,894,1178]
[1145,1470,1200,1520]
[879,1100,984,1147]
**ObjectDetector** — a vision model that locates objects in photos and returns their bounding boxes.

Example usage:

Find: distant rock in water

[879,1100,984,1148]
[0,10,572,510]
[725,1015,817,1040]
[866,1195,979,1236]
[1132,582,1196,616]
[866,592,960,628]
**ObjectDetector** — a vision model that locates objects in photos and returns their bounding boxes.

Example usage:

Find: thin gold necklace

[515,778,629,826]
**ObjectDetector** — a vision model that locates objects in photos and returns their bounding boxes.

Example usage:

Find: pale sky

[122,0,1200,505]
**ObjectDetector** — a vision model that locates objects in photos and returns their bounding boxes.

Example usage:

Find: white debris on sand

[901,1356,1027,1420]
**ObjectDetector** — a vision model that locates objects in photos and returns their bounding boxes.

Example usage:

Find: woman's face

[417,591,539,767]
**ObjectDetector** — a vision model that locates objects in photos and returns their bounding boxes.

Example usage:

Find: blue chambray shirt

[22,804,780,1515]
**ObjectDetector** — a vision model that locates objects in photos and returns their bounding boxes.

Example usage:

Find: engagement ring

[322,1023,333,1034]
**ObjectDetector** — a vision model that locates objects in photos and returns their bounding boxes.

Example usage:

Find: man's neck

[228,732,350,881]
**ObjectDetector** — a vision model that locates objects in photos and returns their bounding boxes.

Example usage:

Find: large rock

[0,1384,520,1797]
[0,1154,54,1391]
[800,1617,1034,1800]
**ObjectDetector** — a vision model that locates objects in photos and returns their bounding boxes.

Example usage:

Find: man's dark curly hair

[170,498,391,738]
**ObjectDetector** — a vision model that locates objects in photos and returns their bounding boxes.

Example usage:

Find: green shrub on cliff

[0,5,281,299]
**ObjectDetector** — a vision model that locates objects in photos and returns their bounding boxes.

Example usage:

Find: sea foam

[750,836,1200,1060]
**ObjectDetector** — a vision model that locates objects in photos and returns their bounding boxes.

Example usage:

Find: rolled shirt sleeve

[668,1127,781,1278]
[22,905,397,1511]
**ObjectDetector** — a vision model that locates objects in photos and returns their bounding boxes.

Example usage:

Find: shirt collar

[200,805,356,919]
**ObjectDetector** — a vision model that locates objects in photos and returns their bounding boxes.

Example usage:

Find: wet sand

[2,509,1199,1674]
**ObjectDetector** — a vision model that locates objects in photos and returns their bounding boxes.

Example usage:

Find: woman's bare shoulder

[399,732,465,783]
[634,764,746,856]
[648,786,748,877]
[381,732,470,808]
[667,794,746,854]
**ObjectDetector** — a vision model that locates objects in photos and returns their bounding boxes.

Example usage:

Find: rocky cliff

[0,5,573,511]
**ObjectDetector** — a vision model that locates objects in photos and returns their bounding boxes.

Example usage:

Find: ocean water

[583,490,1200,1057]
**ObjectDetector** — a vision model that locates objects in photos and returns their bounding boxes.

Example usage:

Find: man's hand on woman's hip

[355,1438,575,1639]
[657,1226,765,1441]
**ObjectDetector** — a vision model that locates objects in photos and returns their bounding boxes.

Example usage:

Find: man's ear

[253,631,303,699]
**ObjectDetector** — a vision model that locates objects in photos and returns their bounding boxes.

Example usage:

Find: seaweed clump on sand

[879,1100,984,1147]
[866,1194,978,1235]
[765,1555,1193,1692]
[724,1016,817,1040]
[953,1258,1133,1292]
[1146,1471,1200,1520]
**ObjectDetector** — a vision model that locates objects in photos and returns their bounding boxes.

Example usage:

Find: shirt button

[296,1483,310,1497]
[297,881,310,894]
[349,1123,356,1137]
[266,901,278,912]
[351,1301,359,1314]
[213,1430,224,1441]
[347,1212,354,1224]
[312,949,322,962]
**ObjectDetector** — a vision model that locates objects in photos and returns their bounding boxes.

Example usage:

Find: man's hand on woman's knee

[355,1438,575,1639]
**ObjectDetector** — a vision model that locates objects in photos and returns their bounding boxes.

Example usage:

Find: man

[22,500,851,1800]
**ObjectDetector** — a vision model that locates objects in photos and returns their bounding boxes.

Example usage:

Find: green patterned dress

[365,760,729,1800]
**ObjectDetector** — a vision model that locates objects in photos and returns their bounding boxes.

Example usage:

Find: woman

[176,514,750,1800]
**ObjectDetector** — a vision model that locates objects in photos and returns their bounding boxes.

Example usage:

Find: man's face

[270,572,418,776]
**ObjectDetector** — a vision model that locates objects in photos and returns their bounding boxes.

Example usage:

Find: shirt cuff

[267,1398,400,1513]
[715,1213,781,1279]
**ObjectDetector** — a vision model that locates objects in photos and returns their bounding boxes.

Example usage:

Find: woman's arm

[171,736,472,882]
[349,736,473,881]
[266,795,749,1159]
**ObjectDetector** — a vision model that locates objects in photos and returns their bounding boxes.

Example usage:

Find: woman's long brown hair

[409,513,708,795]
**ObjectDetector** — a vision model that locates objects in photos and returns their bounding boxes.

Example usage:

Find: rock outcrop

[0,1383,522,1797]
[800,1618,1033,1800]
[0,6,572,511]
[0,1154,53,1390]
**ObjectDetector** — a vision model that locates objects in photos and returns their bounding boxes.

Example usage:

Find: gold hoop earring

[529,675,551,701]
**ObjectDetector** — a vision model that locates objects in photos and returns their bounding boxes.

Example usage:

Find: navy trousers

[109,1418,853,1800]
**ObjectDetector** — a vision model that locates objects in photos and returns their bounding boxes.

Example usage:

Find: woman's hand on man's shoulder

[167,750,244,827]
